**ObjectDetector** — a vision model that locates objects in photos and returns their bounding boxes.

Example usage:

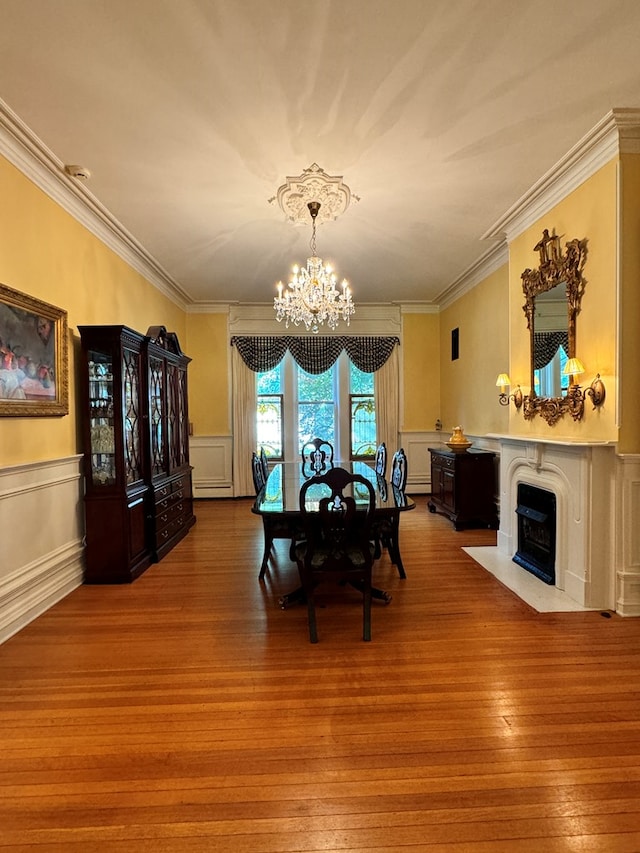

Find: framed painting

[0,283,69,416]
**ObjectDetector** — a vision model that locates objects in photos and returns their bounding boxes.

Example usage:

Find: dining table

[252,460,415,608]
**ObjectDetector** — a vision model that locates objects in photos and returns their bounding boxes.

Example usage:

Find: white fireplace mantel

[487,435,617,611]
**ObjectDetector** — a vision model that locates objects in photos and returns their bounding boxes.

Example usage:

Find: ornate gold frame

[521,230,588,426]
[0,282,69,417]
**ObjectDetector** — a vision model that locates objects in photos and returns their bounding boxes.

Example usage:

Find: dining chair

[295,466,377,643]
[301,437,334,476]
[251,451,266,494]
[374,442,387,478]
[391,447,408,491]
[259,446,269,482]
[374,448,408,578]
[252,452,298,580]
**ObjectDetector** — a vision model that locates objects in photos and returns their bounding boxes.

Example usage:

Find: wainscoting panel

[399,431,440,493]
[616,454,640,616]
[190,435,233,499]
[0,455,85,643]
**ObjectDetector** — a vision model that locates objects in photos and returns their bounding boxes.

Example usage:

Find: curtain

[533,331,569,370]
[374,344,400,456]
[231,335,399,374]
[231,344,257,497]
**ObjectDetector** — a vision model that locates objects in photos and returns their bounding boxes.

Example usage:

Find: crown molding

[228,303,401,336]
[436,238,508,310]
[0,97,190,310]
[187,302,234,314]
[399,303,440,314]
[483,109,640,243]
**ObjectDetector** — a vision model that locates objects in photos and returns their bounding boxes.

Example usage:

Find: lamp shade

[563,357,585,377]
[496,373,511,388]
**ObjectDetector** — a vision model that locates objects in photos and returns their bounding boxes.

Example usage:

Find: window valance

[230,335,400,374]
[533,331,569,371]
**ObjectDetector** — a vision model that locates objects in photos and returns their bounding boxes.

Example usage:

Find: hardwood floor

[2,496,640,851]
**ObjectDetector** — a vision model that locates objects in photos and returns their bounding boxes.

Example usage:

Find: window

[298,364,336,448]
[534,345,569,397]
[256,354,376,462]
[256,363,284,460]
[350,364,375,458]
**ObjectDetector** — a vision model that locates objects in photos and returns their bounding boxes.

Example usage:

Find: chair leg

[389,516,407,579]
[258,526,273,580]
[373,532,382,560]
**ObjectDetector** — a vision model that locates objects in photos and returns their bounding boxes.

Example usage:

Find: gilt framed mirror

[521,229,587,425]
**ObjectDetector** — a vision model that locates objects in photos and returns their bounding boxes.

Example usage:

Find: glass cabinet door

[87,348,116,486]
[148,354,165,477]
[123,346,144,484]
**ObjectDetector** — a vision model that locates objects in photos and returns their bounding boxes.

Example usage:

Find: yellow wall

[401,312,440,432]
[439,263,510,437]
[0,156,186,468]
[619,152,640,452]
[2,145,633,467]
[508,159,618,441]
[185,312,231,436]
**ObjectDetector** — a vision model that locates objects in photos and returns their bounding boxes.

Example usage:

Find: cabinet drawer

[157,510,188,544]
[154,483,171,502]
[432,453,455,471]
[155,501,184,527]
[155,496,170,514]
[171,476,186,493]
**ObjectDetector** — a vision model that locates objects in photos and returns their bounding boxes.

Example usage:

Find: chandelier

[274,201,354,334]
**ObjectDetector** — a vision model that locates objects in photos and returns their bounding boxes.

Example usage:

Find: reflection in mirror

[521,229,588,426]
[533,282,569,398]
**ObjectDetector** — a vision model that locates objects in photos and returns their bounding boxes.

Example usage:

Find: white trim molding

[0,456,85,644]
[483,109,640,244]
[0,97,189,310]
[437,239,509,310]
[615,454,640,617]
[399,431,442,493]
[190,435,234,499]
[228,303,402,336]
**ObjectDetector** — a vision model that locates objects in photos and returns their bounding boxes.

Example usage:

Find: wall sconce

[496,373,523,410]
[563,357,606,409]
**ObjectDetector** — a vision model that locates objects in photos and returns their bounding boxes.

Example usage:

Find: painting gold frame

[0,282,69,417]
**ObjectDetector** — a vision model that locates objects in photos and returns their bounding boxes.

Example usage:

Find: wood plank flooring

[2,496,640,851]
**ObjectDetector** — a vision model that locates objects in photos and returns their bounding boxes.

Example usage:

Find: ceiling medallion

[270,163,358,225]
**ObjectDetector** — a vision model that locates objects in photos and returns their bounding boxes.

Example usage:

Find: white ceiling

[2,0,640,307]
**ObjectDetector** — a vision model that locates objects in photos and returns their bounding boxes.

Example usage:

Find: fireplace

[513,482,556,585]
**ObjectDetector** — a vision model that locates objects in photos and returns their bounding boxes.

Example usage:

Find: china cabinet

[144,325,195,561]
[79,326,151,582]
[428,446,498,530]
[78,325,194,583]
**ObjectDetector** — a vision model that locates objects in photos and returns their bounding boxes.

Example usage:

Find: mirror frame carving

[521,229,588,426]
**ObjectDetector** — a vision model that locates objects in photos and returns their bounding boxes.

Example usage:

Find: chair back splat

[296,466,376,643]
[374,442,387,478]
[391,447,407,491]
[301,437,334,476]
[373,447,409,579]
[259,446,269,481]
[252,451,266,494]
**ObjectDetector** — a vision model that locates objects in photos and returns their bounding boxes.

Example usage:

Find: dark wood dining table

[252,460,415,608]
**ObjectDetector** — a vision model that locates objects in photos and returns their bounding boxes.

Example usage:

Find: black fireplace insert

[513,483,556,584]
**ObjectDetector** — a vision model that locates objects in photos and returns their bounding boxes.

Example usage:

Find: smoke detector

[64,164,91,181]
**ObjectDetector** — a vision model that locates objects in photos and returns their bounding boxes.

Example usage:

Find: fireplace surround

[490,436,616,610]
